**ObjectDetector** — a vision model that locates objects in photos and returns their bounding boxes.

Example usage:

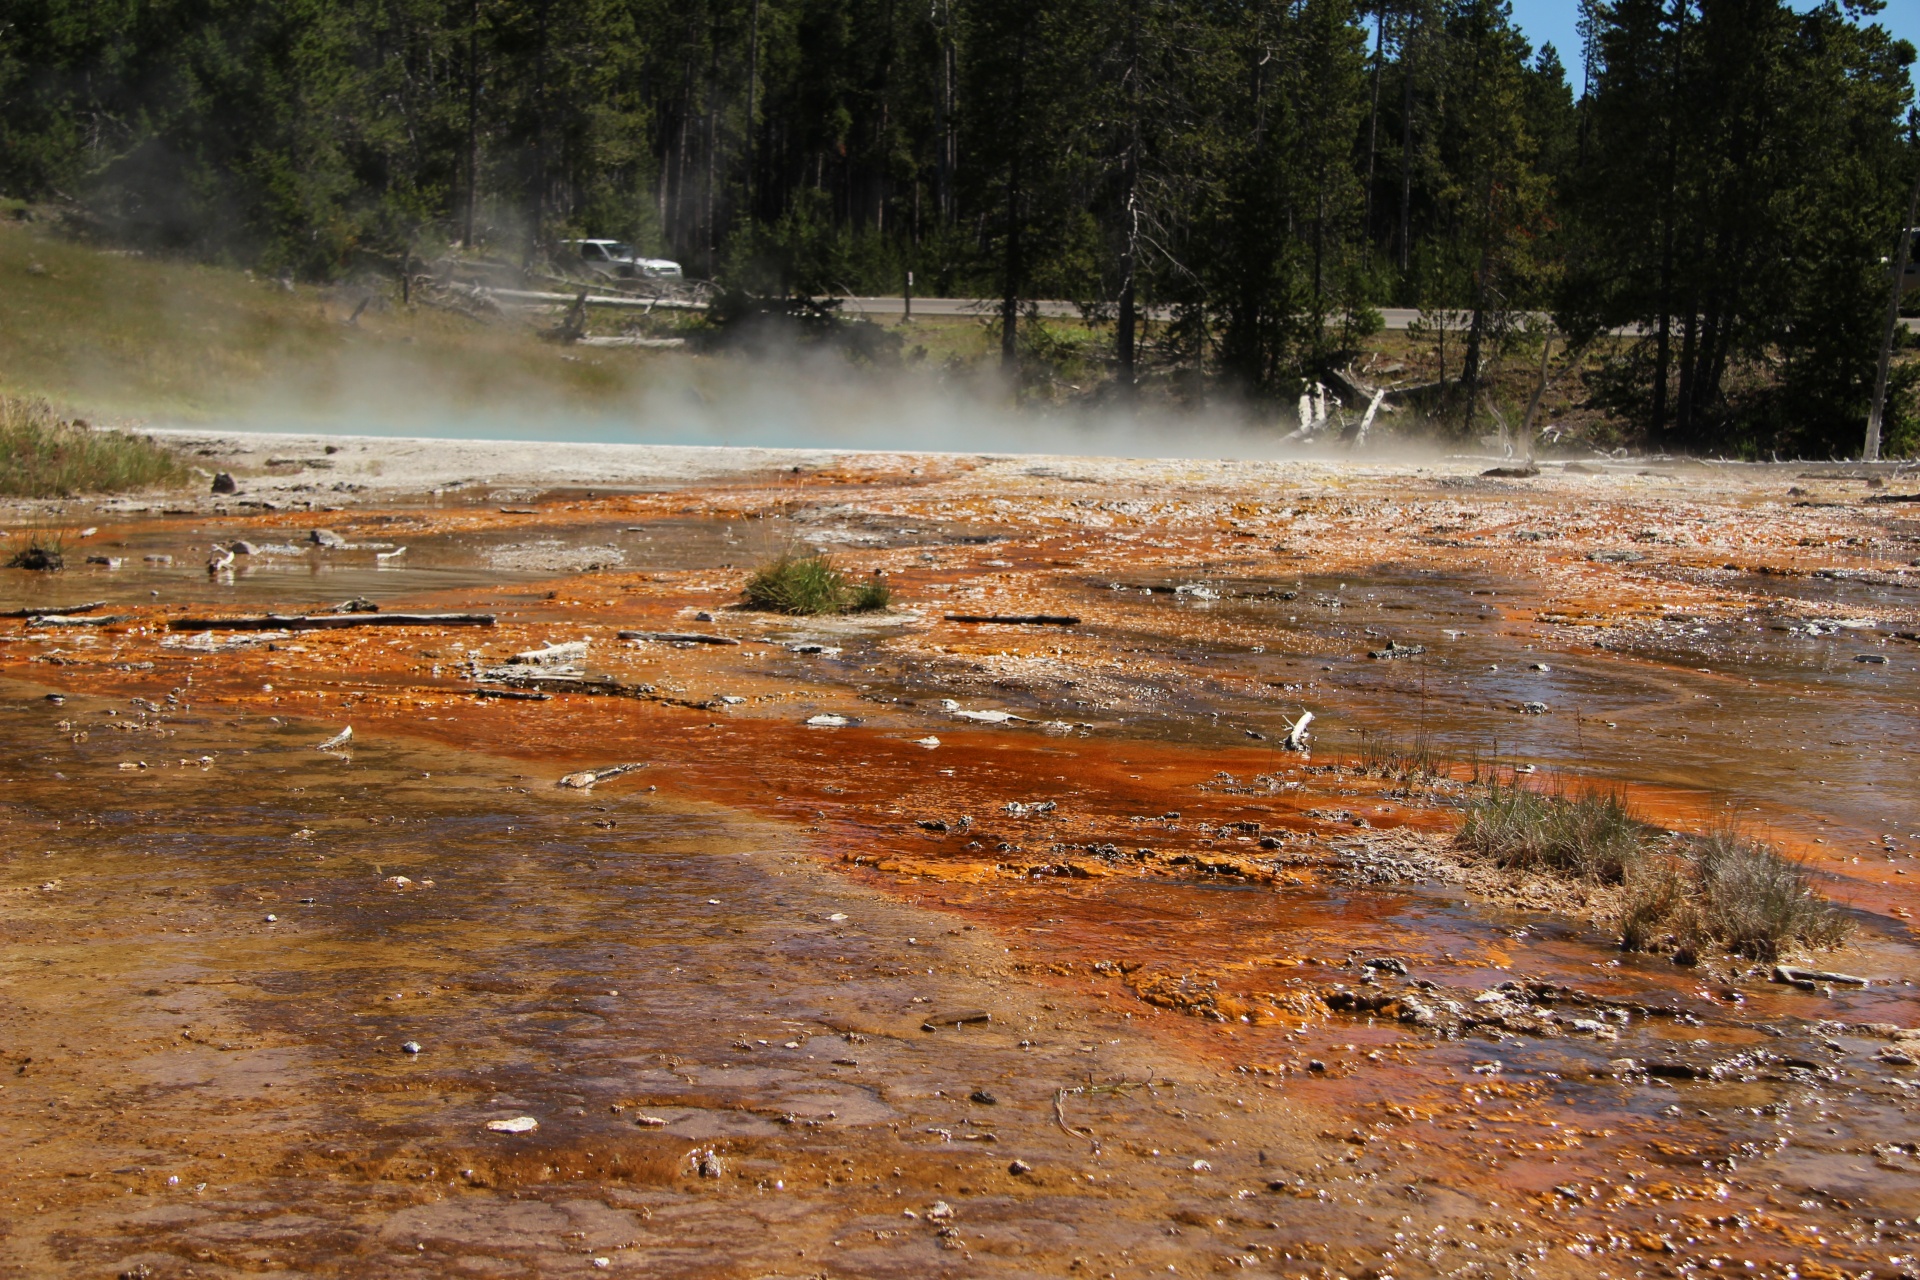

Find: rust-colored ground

[2,450,1916,1278]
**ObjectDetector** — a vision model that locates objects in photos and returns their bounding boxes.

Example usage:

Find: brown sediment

[1,449,1917,1276]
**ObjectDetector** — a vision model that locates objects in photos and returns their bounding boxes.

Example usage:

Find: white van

[564,239,683,281]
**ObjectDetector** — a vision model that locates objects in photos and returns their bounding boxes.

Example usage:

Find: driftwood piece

[1351,389,1387,448]
[1773,964,1870,988]
[557,762,649,789]
[169,612,496,631]
[509,640,589,665]
[1,600,105,618]
[27,613,127,628]
[944,614,1081,626]
[1282,710,1314,751]
[618,630,741,645]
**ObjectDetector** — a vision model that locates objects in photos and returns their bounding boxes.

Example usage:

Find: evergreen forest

[3,0,1917,453]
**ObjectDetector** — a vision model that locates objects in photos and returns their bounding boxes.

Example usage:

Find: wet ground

[2,449,1917,1278]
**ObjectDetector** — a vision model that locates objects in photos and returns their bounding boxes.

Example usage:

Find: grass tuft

[849,573,891,611]
[1685,827,1852,961]
[5,531,66,571]
[743,553,889,615]
[1458,785,1850,961]
[1457,780,1644,882]
[0,395,185,497]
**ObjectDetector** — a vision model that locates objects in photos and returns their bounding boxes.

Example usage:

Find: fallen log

[478,672,649,698]
[509,640,588,664]
[168,612,495,631]
[2,600,106,618]
[1773,964,1870,988]
[558,762,649,789]
[618,630,741,645]
[27,614,127,628]
[944,613,1082,626]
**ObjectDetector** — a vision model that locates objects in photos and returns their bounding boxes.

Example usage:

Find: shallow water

[5,464,1920,1277]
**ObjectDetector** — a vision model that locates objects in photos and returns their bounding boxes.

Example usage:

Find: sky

[1502,0,1920,95]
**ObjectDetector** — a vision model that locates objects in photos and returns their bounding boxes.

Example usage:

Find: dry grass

[1458,785,1850,961]
[0,219,997,425]
[1630,828,1853,962]
[0,395,184,496]
[1457,781,1645,883]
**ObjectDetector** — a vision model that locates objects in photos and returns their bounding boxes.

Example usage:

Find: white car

[564,239,683,282]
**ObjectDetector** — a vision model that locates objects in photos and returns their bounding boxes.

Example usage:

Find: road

[835,296,1920,333]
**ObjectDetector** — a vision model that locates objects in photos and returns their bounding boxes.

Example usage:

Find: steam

[173,328,1456,464]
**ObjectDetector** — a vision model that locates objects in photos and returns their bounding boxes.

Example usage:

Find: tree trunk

[746,0,759,221]
[1866,152,1920,460]
[1398,9,1416,275]
[1362,1,1384,266]
[1116,0,1141,392]
[1460,172,1496,426]
[1000,20,1030,372]
[1651,0,1686,436]
[527,0,551,269]
[463,0,480,247]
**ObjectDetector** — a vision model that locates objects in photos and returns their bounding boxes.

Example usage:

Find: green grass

[0,394,185,496]
[742,553,890,615]
[1457,781,1646,883]
[1458,784,1851,961]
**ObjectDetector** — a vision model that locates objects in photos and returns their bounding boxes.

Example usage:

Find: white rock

[485,1116,538,1133]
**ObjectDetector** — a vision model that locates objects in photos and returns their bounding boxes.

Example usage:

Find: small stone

[210,472,238,495]
[1008,1159,1032,1175]
[309,528,347,548]
[969,1090,998,1105]
[485,1116,538,1133]
[1307,1059,1327,1073]
[1191,1159,1212,1172]
[264,914,277,923]
[402,1041,422,1054]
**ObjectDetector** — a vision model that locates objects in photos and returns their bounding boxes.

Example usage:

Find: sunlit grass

[0,394,184,497]
[742,553,889,615]
[1458,784,1850,961]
